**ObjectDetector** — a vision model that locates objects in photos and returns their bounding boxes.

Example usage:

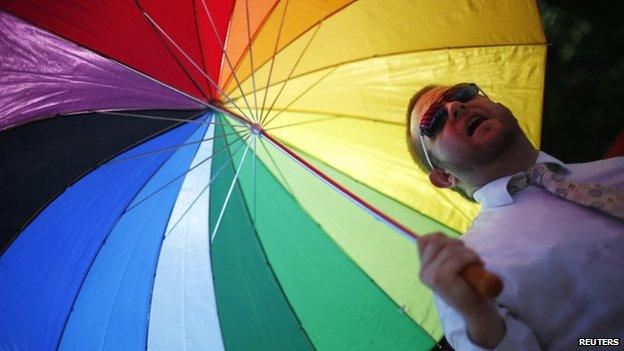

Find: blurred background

[538,0,624,162]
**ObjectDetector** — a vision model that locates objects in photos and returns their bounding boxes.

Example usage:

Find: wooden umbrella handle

[462,264,503,298]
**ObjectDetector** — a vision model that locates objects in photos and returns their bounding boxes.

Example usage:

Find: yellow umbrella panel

[226,0,545,231]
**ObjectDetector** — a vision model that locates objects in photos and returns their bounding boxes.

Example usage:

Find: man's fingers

[417,235,491,318]
[425,244,465,275]
[421,247,477,285]
[418,233,463,266]
[417,232,448,255]
[419,234,469,287]
[419,244,463,287]
[439,249,483,278]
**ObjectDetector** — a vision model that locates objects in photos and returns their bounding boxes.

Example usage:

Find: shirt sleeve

[433,294,542,351]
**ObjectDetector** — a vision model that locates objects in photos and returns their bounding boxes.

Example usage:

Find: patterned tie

[507,162,624,221]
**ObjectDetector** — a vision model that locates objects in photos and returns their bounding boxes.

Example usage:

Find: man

[406,83,624,350]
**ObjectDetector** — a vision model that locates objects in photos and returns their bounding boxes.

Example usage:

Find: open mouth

[467,115,486,137]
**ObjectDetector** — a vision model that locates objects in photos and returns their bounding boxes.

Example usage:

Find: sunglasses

[418,83,488,169]
[419,83,487,138]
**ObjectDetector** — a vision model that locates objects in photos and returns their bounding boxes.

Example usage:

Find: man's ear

[428,168,458,189]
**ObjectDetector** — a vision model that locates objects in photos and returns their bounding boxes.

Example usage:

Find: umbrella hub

[250,123,263,136]
[209,99,224,108]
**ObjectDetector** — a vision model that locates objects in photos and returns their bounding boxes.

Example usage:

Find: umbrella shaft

[260,130,420,243]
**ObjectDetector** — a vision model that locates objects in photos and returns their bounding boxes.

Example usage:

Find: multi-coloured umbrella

[0,1,546,350]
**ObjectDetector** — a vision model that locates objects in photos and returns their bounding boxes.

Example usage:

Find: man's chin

[444,124,520,174]
[472,127,518,164]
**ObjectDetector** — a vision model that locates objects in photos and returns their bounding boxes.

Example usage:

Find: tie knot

[507,162,566,195]
[527,162,565,186]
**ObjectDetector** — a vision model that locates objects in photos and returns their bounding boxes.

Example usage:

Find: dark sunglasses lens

[421,107,446,137]
[447,83,479,102]
[419,83,478,137]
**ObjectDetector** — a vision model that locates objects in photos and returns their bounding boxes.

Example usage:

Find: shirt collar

[473,151,568,208]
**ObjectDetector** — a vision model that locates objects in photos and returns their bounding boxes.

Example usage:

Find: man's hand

[417,232,506,349]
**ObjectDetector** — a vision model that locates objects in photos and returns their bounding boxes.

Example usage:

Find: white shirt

[435,152,624,350]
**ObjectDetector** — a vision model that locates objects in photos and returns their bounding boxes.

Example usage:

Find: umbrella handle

[462,264,503,298]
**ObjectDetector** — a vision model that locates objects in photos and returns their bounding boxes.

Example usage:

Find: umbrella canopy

[0,1,546,350]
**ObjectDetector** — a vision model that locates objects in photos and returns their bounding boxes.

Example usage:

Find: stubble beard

[442,120,520,176]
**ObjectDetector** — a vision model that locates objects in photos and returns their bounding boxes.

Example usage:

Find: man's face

[410,86,521,176]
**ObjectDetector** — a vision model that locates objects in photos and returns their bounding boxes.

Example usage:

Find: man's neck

[463,136,538,196]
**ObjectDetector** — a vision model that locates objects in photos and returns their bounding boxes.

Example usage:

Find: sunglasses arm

[419,134,436,170]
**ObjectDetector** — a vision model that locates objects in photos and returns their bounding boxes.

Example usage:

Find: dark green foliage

[538,0,624,162]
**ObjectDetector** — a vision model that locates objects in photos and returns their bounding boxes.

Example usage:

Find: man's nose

[447,101,466,122]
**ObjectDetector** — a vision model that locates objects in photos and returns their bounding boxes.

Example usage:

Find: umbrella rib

[49,110,216,351]
[258,23,322,126]
[124,131,251,214]
[262,109,404,130]
[258,0,289,123]
[210,134,252,243]
[262,115,338,131]
[260,130,421,244]
[255,135,434,347]
[106,129,248,164]
[216,1,283,96]
[0,109,209,256]
[0,8,211,111]
[219,106,419,242]
[141,10,253,121]
[227,136,319,351]
[258,137,295,195]
[208,103,256,129]
[221,0,355,93]
[244,0,260,122]
[198,0,258,121]
[232,42,548,99]
[217,111,257,143]
[191,0,214,101]
[133,1,212,102]
[252,134,257,220]
[263,66,337,128]
[97,111,243,127]
[164,130,252,236]
[112,66,209,109]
